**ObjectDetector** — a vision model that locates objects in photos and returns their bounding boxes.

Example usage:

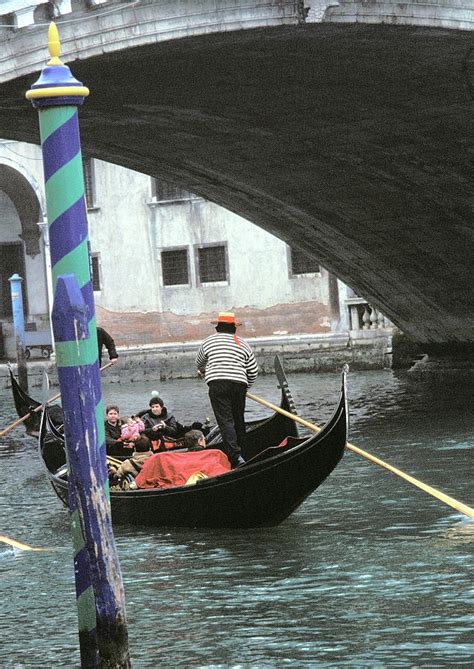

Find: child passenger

[120,415,145,442]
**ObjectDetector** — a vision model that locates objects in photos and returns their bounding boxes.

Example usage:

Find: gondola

[38,361,348,528]
[8,363,63,437]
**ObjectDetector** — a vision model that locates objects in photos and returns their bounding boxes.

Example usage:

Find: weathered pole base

[78,629,99,668]
[79,622,131,669]
[96,619,132,669]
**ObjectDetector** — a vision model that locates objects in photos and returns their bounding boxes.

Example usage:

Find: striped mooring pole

[26,23,131,668]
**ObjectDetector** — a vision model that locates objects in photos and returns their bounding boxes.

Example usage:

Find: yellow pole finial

[47,22,63,66]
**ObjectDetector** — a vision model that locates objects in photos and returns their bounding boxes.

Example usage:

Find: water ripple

[0,370,473,667]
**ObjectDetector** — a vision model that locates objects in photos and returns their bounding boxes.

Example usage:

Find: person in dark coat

[140,396,179,447]
[97,326,118,367]
[104,404,132,456]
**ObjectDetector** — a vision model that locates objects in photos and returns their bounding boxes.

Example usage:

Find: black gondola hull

[42,372,347,528]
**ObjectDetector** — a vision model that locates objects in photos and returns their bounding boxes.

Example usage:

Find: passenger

[141,396,179,446]
[109,436,153,489]
[104,404,127,455]
[120,415,145,443]
[184,429,206,451]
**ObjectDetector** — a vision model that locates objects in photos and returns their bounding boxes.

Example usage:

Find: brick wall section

[95,301,332,348]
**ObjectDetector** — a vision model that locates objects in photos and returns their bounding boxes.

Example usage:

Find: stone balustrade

[346,296,393,333]
[0,0,110,29]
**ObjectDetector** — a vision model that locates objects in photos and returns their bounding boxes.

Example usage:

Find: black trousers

[208,380,247,464]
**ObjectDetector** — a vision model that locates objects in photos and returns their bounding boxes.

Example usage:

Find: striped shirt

[196,333,258,387]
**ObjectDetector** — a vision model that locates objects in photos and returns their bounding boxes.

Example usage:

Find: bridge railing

[345,296,393,333]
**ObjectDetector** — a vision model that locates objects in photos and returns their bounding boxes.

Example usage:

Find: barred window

[161,249,189,286]
[151,177,194,202]
[197,245,228,283]
[90,253,101,291]
[83,157,96,209]
[289,246,320,276]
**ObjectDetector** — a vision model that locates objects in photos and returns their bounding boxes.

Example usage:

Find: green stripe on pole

[77,588,97,632]
[70,509,86,552]
[52,240,91,290]
[39,106,77,142]
[95,403,105,444]
[55,336,98,367]
[45,153,84,224]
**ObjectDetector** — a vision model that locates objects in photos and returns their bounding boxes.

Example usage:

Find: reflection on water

[0,369,473,667]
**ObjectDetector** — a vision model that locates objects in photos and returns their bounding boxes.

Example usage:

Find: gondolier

[97,326,118,367]
[196,311,258,467]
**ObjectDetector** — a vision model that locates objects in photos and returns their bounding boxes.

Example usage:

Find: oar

[246,391,474,519]
[0,534,48,552]
[0,361,115,439]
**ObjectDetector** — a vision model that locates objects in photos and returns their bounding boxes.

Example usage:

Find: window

[161,249,189,286]
[83,157,96,209]
[0,242,26,317]
[289,246,320,276]
[151,177,194,202]
[90,253,101,291]
[197,245,228,283]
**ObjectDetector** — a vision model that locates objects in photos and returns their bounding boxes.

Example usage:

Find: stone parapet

[324,0,474,30]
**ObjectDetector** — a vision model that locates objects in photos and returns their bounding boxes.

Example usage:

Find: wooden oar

[247,391,474,519]
[0,534,48,552]
[0,361,115,439]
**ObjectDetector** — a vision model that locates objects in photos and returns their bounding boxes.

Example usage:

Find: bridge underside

[0,23,472,346]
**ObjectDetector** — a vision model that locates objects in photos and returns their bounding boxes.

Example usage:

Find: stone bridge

[0,0,472,352]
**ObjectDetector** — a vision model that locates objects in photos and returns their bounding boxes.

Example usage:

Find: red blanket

[134,449,231,489]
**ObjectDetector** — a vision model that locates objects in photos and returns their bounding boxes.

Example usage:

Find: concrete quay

[0,331,392,390]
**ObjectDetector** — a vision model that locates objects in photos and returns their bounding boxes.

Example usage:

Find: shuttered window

[90,253,101,291]
[151,178,194,202]
[197,245,228,283]
[161,249,189,286]
[83,157,96,209]
[289,247,320,275]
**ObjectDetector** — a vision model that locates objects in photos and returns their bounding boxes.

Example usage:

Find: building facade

[0,140,389,359]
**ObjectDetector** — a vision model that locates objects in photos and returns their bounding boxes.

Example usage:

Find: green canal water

[0,369,473,667]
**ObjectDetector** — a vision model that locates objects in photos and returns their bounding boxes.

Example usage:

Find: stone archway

[0,162,48,341]
[0,164,42,257]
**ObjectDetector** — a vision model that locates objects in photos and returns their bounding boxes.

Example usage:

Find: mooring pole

[26,23,130,667]
[8,273,28,392]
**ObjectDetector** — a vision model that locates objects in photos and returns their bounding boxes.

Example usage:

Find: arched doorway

[0,162,49,357]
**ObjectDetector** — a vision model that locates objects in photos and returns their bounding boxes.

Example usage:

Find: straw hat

[211,311,242,326]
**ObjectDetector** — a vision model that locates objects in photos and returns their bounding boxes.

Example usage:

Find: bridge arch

[0,2,472,349]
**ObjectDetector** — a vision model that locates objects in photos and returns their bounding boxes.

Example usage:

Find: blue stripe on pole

[80,285,96,327]
[42,111,80,182]
[60,375,101,434]
[52,273,87,343]
[49,198,87,267]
